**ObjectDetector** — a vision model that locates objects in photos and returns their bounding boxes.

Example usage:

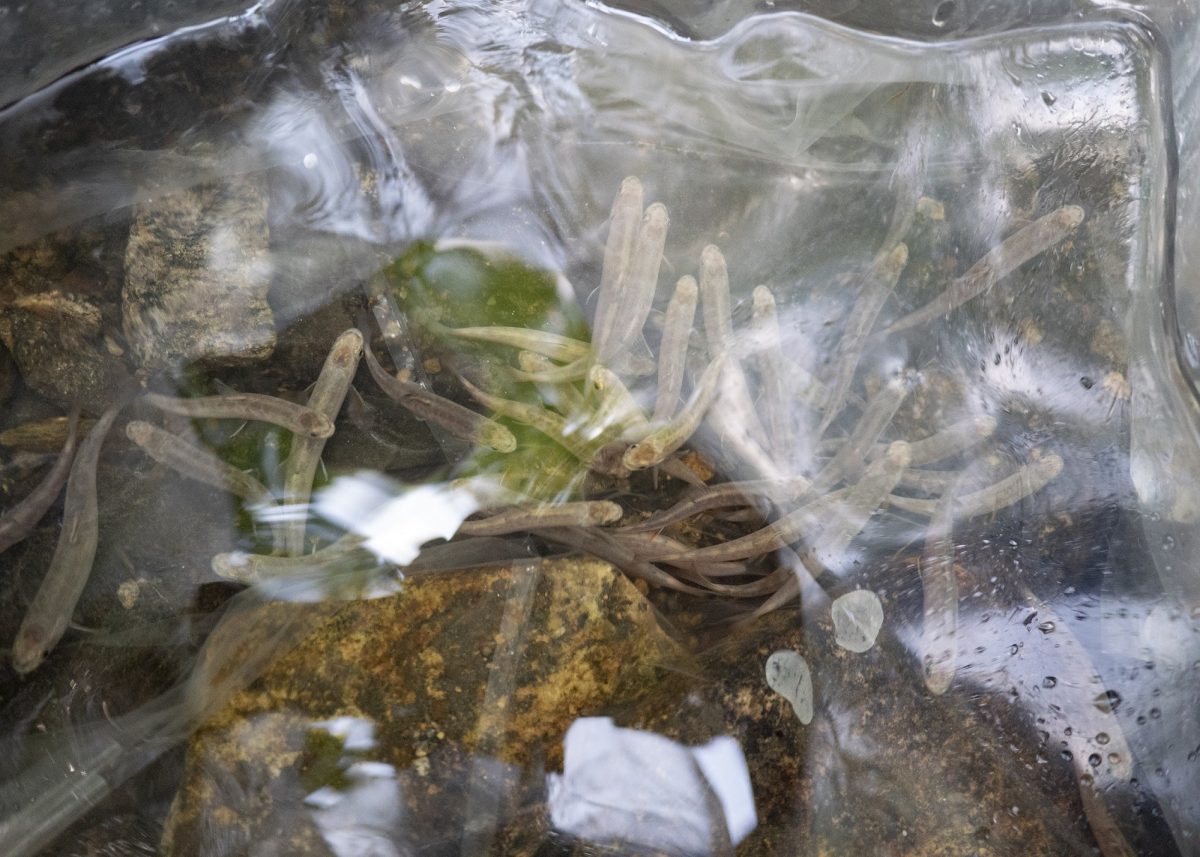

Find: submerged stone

[160,556,683,856]
[0,290,130,413]
[123,178,275,371]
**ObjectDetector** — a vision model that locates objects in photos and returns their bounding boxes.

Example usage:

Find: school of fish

[0,176,1084,696]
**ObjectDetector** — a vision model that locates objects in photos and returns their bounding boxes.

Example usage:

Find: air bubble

[1042,676,1058,689]
[931,0,955,27]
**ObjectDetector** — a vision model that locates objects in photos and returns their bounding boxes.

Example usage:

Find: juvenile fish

[0,411,79,555]
[699,245,770,450]
[656,487,852,564]
[820,243,909,434]
[592,176,644,361]
[881,414,996,466]
[583,365,648,441]
[532,526,707,595]
[143,392,334,439]
[283,329,363,555]
[814,372,910,491]
[447,325,591,363]
[624,353,726,471]
[599,202,669,364]
[619,475,813,534]
[919,480,960,696]
[883,206,1084,336]
[691,564,791,599]
[459,500,622,536]
[126,421,273,506]
[12,402,121,675]
[750,285,794,458]
[612,530,749,577]
[652,275,698,422]
[888,453,1064,519]
[457,375,612,468]
[691,436,902,571]
[212,534,370,583]
[366,346,516,453]
[508,352,591,384]
[747,547,829,620]
[806,441,910,566]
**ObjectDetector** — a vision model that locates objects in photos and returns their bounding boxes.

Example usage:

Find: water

[0,1,1197,855]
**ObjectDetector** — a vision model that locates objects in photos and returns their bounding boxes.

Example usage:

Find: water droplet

[1038,621,1056,634]
[1061,749,1073,761]
[1096,732,1110,745]
[1088,753,1102,768]
[1080,376,1095,389]
[1042,676,1058,689]
[1041,90,1057,106]
[831,590,884,654]
[1093,689,1122,713]
[1080,772,1094,787]
[765,650,814,725]
[1108,753,1122,765]
[1150,707,1161,719]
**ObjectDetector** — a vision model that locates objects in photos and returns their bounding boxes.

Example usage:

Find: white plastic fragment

[831,589,885,653]
[546,717,757,854]
[764,650,814,725]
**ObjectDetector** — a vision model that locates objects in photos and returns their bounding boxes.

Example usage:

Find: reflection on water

[0,1,1196,855]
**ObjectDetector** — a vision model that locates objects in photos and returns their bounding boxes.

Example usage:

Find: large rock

[160,556,684,856]
[123,178,275,371]
[0,290,130,414]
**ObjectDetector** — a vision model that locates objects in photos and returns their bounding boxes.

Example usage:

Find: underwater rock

[160,556,682,856]
[0,290,130,414]
[123,178,275,371]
